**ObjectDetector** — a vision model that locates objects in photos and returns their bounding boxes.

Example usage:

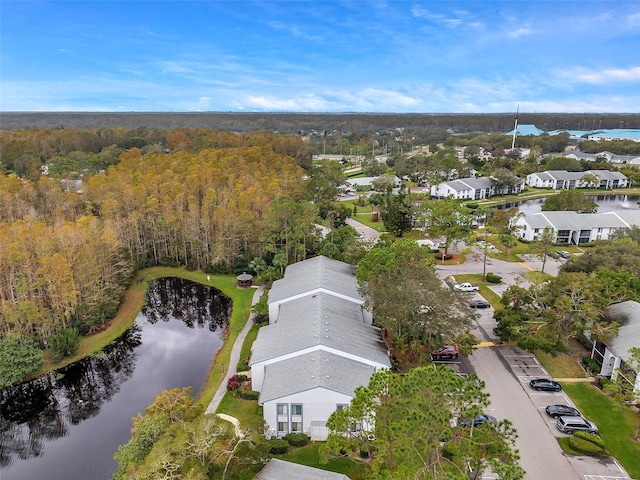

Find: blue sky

[2,1,640,113]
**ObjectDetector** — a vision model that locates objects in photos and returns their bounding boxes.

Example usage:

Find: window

[336,404,349,411]
[277,404,287,415]
[291,421,302,433]
[277,422,288,434]
[291,404,302,416]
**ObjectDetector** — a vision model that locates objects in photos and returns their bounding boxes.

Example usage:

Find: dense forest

[0,130,338,385]
[2,116,640,385]
[2,111,639,134]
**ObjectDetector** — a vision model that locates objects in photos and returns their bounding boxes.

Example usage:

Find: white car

[454,282,479,292]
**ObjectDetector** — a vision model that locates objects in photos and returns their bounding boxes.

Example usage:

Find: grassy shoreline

[35,267,256,407]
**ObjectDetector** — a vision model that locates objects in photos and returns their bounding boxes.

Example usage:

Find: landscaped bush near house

[48,327,81,362]
[236,390,259,401]
[268,439,289,454]
[227,373,247,391]
[236,359,250,372]
[284,432,309,447]
[581,356,600,375]
[596,376,612,389]
[569,431,607,456]
[486,272,502,283]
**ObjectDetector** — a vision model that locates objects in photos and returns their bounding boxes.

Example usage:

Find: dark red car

[430,345,460,360]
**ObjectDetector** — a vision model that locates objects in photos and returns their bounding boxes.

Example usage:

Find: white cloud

[506,28,533,38]
[573,66,640,84]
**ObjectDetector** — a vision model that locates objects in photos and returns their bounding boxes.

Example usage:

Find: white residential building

[251,256,390,441]
[525,170,628,190]
[591,301,640,395]
[513,210,640,243]
[563,150,640,165]
[430,176,524,200]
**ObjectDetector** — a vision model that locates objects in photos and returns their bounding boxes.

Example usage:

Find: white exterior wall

[513,218,537,241]
[525,173,556,188]
[263,387,354,440]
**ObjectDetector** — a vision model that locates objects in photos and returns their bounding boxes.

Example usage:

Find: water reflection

[494,194,639,215]
[0,326,141,467]
[0,277,230,480]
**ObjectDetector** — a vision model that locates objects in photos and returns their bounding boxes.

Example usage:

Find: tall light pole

[482,230,489,280]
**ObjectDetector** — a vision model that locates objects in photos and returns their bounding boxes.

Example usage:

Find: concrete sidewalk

[205,285,264,415]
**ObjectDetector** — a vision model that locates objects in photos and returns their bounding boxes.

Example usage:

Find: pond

[495,194,640,215]
[0,277,231,480]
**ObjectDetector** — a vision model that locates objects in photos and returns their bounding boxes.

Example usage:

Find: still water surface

[0,277,231,480]
[495,194,640,215]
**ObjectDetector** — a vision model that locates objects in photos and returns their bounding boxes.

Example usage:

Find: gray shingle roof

[531,169,627,182]
[259,350,378,403]
[253,459,350,480]
[442,177,493,192]
[268,256,362,304]
[611,211,640,227]
[523,211,629,230]
[251,293,389,366]
[603,301,640,364]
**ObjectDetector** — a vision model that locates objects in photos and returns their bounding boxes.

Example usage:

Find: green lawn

[280,443,366,477]
[536,351,587,378]
[561,382,640,478]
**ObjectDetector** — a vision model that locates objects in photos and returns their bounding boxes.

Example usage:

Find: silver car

[556,415,598,435]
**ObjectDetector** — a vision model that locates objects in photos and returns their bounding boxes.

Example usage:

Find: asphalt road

[341,220,631,478]
[452,255,631,479]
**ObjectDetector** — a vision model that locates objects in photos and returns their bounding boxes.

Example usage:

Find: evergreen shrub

[268,439,289,454]
[237,390,259,401]
[284,432,309,447]
[48,328,81,362]
[486,272,502,283]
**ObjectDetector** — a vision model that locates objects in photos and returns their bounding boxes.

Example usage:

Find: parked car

[458,414,497,427]
[556,416,598,435]
[529,378,562,392]
[557,250,571,259]
[469,298,491,309]
[430,345,460,360]
[545,404,581,418]
[455,282,479,292]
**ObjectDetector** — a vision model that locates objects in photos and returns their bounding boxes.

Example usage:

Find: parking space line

[509,364,546,370]
[584,476,629,480]
[613,459,626,474]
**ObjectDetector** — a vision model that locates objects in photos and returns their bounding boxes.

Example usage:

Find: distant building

[345,175,401,190]
[587,129,640,143]
[505,124,544,136]
[563,150,640,165]
[513,210,640,243]
[506,127,640,143]
[430,176,524,200]
[525,170,628,190]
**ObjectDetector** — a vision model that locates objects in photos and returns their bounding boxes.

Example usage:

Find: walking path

[205,285,264,415]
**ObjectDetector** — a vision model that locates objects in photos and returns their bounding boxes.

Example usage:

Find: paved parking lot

[496,347,631,480]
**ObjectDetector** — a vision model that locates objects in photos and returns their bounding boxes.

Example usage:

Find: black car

[556,250,571,259]
[457,414,497,427]
[545,404,581,418]
[529,378,562,392]
[469,298,491,309]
